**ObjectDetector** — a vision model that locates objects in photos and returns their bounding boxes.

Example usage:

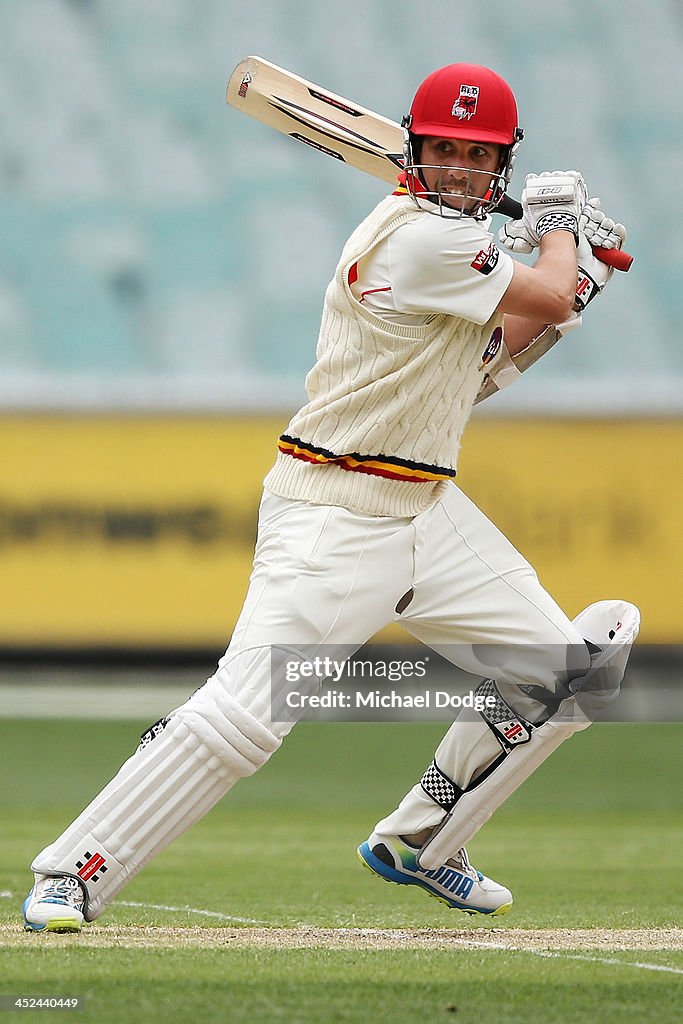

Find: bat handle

[497,194,633,272]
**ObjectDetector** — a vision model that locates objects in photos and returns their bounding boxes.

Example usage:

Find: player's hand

[497,217,536,254]
[579,197,627,250]
[500,194,628,264]
[574,231,614,310]
[520,170,588,245]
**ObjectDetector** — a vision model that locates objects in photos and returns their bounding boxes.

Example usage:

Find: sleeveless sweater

[264,194,503,517]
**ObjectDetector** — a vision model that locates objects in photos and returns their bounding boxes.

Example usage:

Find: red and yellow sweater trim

[278,435,455,483]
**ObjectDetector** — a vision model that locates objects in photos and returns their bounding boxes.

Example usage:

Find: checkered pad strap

[420,760,463,812]
[536,211,579,242]
[475,678,534,752]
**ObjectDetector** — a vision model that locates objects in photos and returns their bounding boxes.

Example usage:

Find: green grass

[4,946,682,1024]
[1,717,682,1023]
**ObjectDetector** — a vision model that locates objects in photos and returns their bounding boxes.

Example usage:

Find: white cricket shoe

[23,874,86,933]
[358,832,513,916]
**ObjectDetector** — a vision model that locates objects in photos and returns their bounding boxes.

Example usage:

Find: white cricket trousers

[224,483,589,836]
[33,482,589,917]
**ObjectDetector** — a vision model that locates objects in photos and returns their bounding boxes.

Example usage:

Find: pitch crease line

[114,901,683,973]
[115,900,269,926]
[5,892,682,972]
[445,937,683,976]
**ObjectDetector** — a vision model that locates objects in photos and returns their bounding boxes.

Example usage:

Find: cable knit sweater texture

[264,195,503,517]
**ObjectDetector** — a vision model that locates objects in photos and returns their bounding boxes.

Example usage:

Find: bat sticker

[290,133,346,161]
[238,72,252,99]
[308,88,363,117]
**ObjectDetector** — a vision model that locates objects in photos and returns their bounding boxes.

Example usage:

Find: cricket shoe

[357,833,513,916]
[22,874,86,933]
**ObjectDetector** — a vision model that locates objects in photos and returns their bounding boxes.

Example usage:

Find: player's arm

[476,193,628,405]
[496,170,587,327]
[483,236,578,393]
[475,171,584,403]
[497,230,578,343]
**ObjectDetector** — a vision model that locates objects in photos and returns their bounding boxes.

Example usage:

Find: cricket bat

[227,56,632,271]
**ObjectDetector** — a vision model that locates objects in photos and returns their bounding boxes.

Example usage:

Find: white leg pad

[417,708,589,869]
[32,656,282,921]
[374,684,552,840]
[417,600,640,869]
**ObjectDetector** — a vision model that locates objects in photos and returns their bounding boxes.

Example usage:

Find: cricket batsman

[23,62,639,932]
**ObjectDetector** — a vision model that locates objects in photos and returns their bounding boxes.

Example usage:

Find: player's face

[419,137,502,213]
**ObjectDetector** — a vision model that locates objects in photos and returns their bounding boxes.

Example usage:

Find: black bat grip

[498,194,523,219]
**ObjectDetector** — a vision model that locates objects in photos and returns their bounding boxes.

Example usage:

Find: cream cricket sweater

[264,194,503,517]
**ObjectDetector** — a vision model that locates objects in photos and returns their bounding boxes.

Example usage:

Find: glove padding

[500,195,628,256]
[520,170,587,245]
[574,231,613,311]
[573,198,626,309]
[579,197,627,250]
[498,216,536,255]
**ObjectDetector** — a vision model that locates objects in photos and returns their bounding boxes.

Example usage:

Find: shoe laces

[445,847,483,882]
[38,876,84,908]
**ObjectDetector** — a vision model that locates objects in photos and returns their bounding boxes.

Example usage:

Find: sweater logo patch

[480,326,503,366]
[471,244,499,275]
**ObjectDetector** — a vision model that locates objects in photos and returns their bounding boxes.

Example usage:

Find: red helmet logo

[452,84,479,121]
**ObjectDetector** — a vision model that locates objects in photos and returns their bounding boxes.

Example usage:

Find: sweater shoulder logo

[471,244,499,275]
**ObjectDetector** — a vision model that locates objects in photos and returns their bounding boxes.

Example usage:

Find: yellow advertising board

[457,419,682,645]
[1,415,680,648]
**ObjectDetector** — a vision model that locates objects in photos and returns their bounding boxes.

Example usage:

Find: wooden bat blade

[227,56,404,184]
[227,56,632,271]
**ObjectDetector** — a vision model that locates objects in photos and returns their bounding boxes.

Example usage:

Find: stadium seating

[0,0,680,411]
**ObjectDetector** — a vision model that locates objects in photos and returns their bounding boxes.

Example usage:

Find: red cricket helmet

[407,63,521,145]
[402,63,524,218]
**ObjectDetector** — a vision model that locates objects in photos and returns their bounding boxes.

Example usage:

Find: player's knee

[474,630,590,696]
[176,669,282,777]
[137,646,290,780]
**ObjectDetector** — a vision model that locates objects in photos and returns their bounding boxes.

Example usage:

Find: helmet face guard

[402,63,524,219]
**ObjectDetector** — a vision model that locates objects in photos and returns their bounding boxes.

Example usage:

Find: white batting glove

[579,197,627,250]
[520,170,587,245]
[500,194,628,257]
[497,218,535,254]
[574,232,614,310]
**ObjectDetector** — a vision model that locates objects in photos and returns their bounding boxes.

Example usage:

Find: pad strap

[420,760,464,812]
[474,679,534,752]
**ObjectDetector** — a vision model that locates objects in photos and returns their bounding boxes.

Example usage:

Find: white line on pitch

[4,891,682,973]
[448,936,683,976]
[116,900,269,926]
[0,890,268,926]
[115,902,683,973]
[541,951,683,975]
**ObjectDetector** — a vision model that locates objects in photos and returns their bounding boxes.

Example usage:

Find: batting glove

[574,231,614,311]
[500,194,628,259]
[579,197,627,250]
[497,217,536,254]
[520,170,587,245]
